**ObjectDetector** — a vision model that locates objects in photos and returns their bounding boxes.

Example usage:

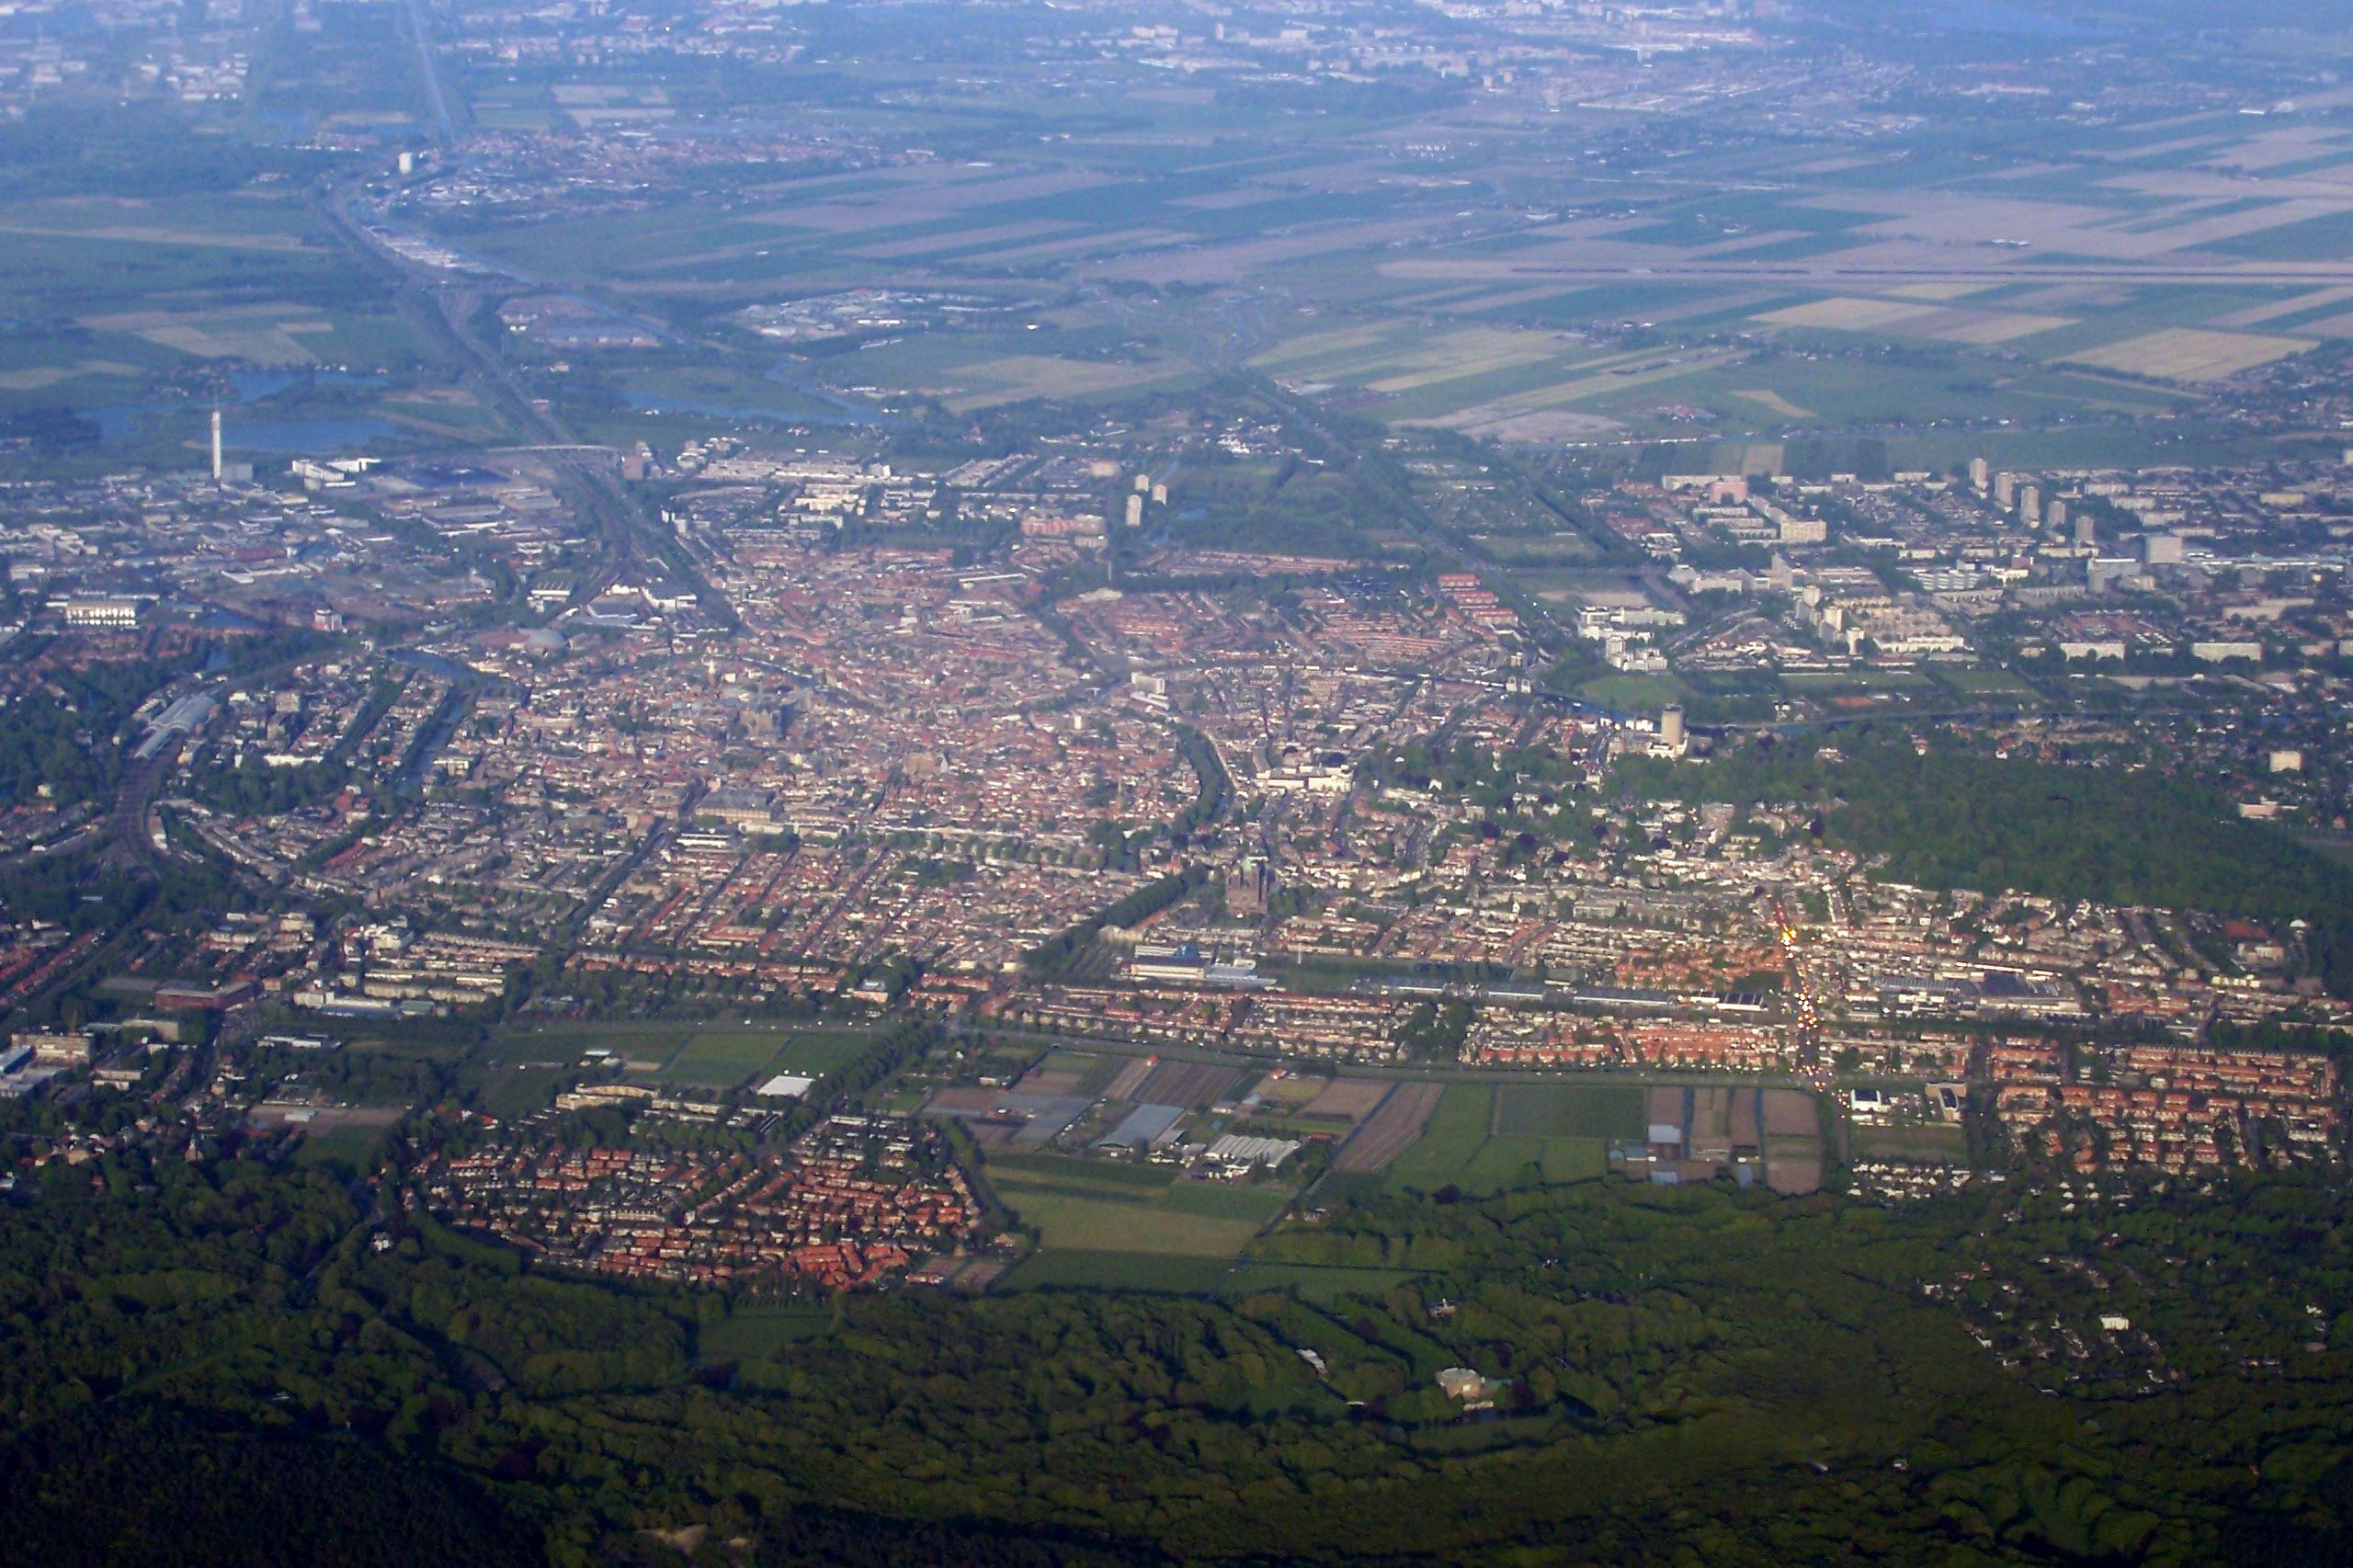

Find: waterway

[87,369,393,451]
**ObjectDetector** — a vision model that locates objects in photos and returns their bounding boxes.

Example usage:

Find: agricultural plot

[1102,1055,1157,1102]
[1370,1085,1611,1196]
[1642,356,2062,432]
[1298,1077,1392,1123]
[2063,326,2315,382]
[1756,297,2074,347]
[1763,1088,1824,1197]
[2204,283,2353,330]
[1727,387,1813,419]
[1015,1050,1123,1099]
[1254,322,1567,392]
[0,219,419,443]
[935,355,1182,413]
[1331,1082,1445,1174]
[1492,1084,1646,1142]
[2207,208,2353,262]
[1253,320,1717,432]
[824,323,1200,414]
[80,305,338,364]
[0,193,331,254]
[1370,1086,1488,1190]
[1133,1059,1244,1108]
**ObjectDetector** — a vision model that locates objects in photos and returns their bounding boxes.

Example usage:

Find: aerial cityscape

[2,0,2353,1562]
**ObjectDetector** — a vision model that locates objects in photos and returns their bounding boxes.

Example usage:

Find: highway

[316,4,735,622]
[313,183,733,624]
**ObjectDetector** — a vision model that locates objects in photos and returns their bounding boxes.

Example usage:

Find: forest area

[1,1127,2350,1568]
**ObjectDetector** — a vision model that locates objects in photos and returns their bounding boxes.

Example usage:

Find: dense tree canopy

[2,1132,2350,1567]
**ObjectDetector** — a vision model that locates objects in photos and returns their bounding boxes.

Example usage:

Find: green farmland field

[1381,1085,1608,1196]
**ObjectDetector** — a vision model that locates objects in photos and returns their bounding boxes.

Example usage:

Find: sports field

[498,1024,876,1087]
[669,1029,874,1087]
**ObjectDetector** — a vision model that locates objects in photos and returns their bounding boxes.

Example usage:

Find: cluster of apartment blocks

[1627,454,2353,679]
[290,931,535,1019]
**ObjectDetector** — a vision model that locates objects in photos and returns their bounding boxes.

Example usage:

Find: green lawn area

[654,1037,774,1086]
[986,1153,1176,1193]
[1493,1083,1645,1140]
[490,1032,602,1064]
[698,1304,835,1359]
[987,1154,1292,1256]
[1381,1085,1494,1192]
[755,1029,877,1077]
[474,1064,564,1119]
[502,1023,695,1064]
[1029,1049,1128,1096]
[995,1251,1235,1293]
[668,1028,876,1086]
[1162,1182,1294,1223]
[1578,672,1687,713]
[1455,1138,1607,1191]
[494,1025,877,1087]
[1933,666,2040,698]
[291,1123,389,1172]
[1219,1263,1416,1303]
[1782,669,1935,693]
[1004,1194,1268,1255]
[1313,1170,1390,1206]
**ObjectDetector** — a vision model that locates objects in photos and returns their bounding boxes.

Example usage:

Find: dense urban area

[4,0,2353,1563]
